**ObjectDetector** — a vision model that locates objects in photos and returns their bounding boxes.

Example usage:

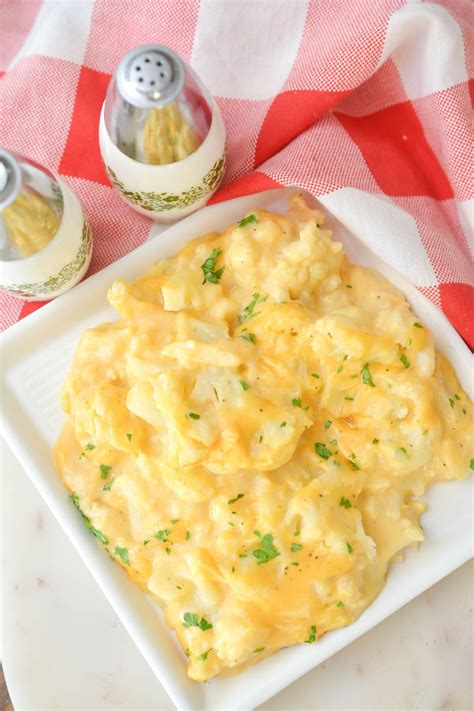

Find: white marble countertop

[2,439,472,711]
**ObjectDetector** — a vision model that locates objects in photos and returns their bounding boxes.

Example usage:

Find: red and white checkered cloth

[1,0,473,346]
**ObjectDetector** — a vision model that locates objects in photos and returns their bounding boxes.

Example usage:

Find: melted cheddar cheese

[54,194,473,681]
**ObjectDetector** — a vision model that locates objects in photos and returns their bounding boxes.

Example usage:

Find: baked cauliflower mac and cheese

[55,195,473,681]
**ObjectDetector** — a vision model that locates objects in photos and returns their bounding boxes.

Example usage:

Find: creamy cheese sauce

[54,194,473,681]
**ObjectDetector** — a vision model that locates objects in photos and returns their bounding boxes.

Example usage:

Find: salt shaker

[0,149,92,300]
[99,44,226,222]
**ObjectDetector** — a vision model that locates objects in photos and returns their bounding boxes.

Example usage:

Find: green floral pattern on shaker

[4,219,92,298]
[106,151,226,212]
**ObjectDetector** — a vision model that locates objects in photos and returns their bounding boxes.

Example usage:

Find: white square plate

[1,188,472,710]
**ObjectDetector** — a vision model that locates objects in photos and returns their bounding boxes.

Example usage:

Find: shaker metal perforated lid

[116,44,185,109]
[104,44,214,165]
[0,149,22,210]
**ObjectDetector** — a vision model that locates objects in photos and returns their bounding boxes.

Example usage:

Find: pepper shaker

[99,44,227,223]
[0,149,92,300]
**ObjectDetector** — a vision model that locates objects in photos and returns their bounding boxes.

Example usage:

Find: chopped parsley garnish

[345,396,354,401]
[253,647,265,653]
[311,373,320,379]
[184,648,190,657]
[291,561,299,566]
[280,421,287,428]
[254,529,262,537]
[102,477,116,491]
[238,292,261,324]
[176,585,182,590]
[337,365,343,373]
[259,435,263,443]
[399,354,410,369]
[241,332,256,344]
[155,528,171,542]
[185,531,191,540]
[201,247,224,284]
[100,464,112,480]
[454,394,460,400]
[346,284,353,288]
[329,438,337,446]
[324,419,332,429]
[239,553,248,558]
[346,541,353,554]
[336,601,345,608]
[414,322,423,328]
[361,363,375,387]
[315,442,332,459]
[395,447,409,460]
[449,398,455,408]
[350,459,361,471]
[339,497,351,508]
[292,398,302,408]
[304,625,317,644]
[114,546,129,565]
[463,408,467,414]
[126,433,132,441]
[239,379,250,391]
[69,492,108,545]
[182,613,213,631]
[198,618,213,631]
[238,214,257,228]
[197,649,212,660]
[165,547,171,555]
[171,518,179,524]
[84,443,95,451]
[469,458,474,470]
[252,533,280,565]
[187,412,200,420]
[291,543,303,552]
[228,493,244,504]
[372,438,379,444]
[143,539,150,545]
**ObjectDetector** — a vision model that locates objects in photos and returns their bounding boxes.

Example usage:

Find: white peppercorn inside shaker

[99,44,227,222]
[0,149,92,300]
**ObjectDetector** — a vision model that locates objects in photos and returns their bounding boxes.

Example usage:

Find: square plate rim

[1,186,472,711]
